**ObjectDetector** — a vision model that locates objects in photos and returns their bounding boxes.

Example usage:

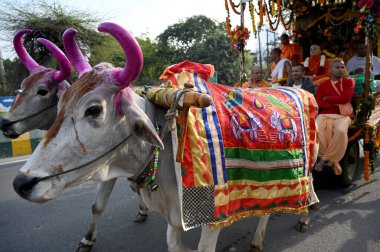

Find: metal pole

[258,29,262,70]
[239,0,246,82]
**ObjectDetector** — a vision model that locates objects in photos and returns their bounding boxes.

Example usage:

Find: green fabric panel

[226,167,304,182]
[225,148,303,161]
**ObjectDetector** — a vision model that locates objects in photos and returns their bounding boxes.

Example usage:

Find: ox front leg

[75,179,117,252]
[198,226,221,252]
[167,225,195,252]
[295,211,311,233]
[133,194,149,222]
[250,215,269,252]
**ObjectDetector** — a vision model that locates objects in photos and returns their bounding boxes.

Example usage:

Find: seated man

[242,65,271,88]
[284,64,315,94]
[304,44,330,86]
[314,59,355,175]
[347,42,380,79]
[267,48,292,86]
[280,33,303,65]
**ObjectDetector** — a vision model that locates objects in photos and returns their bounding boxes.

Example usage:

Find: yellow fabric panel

[214,179,309,206]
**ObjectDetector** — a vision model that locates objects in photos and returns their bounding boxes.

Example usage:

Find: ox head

[13,22,163,203]
[0,29,71,138]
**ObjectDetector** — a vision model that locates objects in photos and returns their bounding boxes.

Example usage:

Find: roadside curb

[0,155,30,167]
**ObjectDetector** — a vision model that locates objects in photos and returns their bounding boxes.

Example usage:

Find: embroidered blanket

[160,61,318,230]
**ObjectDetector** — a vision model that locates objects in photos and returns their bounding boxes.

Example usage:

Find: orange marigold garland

[259,0,264,26]
[225,0,232,36]
[266,3,280,31]
[229,0,241,15]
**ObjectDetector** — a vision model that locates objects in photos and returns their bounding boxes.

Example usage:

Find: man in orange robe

[304,44,330,86]
[242,65,271,88]
[280,34,303,65]
[267,48,292,86]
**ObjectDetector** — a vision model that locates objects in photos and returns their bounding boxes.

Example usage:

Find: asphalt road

[1,154,380,252]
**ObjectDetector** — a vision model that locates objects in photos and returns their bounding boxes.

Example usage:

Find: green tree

[0,0,103,94]
[157,15,252,85]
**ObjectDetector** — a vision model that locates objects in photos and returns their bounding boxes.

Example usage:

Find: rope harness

[35,89,189,194]
[4,103,57,127]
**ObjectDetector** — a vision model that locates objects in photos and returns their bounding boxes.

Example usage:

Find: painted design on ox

[224,88,243,109]
[230,110,262,141]
[270,111,298,142]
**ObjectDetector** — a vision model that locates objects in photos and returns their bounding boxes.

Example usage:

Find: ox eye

[85,105,103,118]
[37,89,48,96]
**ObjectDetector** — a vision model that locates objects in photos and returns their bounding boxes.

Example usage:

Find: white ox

[13,22,319,252]
[0,29,71,138]
[0,29,149,227]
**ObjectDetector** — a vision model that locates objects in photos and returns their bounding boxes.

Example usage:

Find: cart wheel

[339,140,359,187]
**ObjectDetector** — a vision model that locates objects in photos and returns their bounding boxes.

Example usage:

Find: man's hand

[354,68,364,74]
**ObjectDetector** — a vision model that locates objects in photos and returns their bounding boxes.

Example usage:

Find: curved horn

[37,38,72,83]
[63,28,92,77]
[13,29,40,72]
[97,22,143,87]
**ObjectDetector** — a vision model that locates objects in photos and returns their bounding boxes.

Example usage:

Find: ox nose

[13,173,39,199]
[0,117,13,131]
[0,117,20,139]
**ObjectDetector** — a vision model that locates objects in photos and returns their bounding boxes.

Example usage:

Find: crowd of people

[238,35,380,176]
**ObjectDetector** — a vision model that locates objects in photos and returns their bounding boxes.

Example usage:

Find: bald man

[242,65,271,88]
[304,44,330,86]
[314,59,355,175]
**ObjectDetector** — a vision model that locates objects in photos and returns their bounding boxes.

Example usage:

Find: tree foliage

[157,15,252,85]
[0,0,103,94]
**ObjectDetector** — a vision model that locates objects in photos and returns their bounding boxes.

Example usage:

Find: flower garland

[225,0,232,36]
[280,9,294,31]
[249,2,257,37]
[304,55,326,69]
[354,0,380,38]
[266,2,280,31]
[322,49,336,58]
[259,0,264,26]
[230,25,250,51]
[229,0,241,15]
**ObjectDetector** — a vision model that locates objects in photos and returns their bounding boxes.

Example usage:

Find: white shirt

[293,83,302,89]
[346,55,380,75]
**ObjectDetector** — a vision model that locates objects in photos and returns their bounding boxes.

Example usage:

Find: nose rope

[35,134,133,182]
[5,103,57,126]
[35,88,187,183]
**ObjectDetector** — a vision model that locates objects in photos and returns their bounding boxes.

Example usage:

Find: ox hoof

[75,241,94,252]
[249,245,263,252]
[295,222,309,233]
[133,212,148,222]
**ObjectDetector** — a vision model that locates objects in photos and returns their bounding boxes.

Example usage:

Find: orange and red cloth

[160,61,318,229]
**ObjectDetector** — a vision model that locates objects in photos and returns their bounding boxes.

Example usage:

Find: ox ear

[57,81,70,99]
[122,95,164,150]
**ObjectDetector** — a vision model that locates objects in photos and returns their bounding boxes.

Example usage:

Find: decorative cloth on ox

[160,61,318,230]
[330,81,353,117]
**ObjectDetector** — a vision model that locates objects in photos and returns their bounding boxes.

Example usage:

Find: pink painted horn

[37,38,72,83]
[97,22,143,87]
[13,29,40,72]
[63,28,92,77]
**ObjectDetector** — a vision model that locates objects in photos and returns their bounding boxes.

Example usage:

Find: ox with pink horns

[0,29,72,138]
[14,22,162,251]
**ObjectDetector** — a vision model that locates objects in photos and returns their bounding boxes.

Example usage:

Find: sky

[0,0,281,59]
